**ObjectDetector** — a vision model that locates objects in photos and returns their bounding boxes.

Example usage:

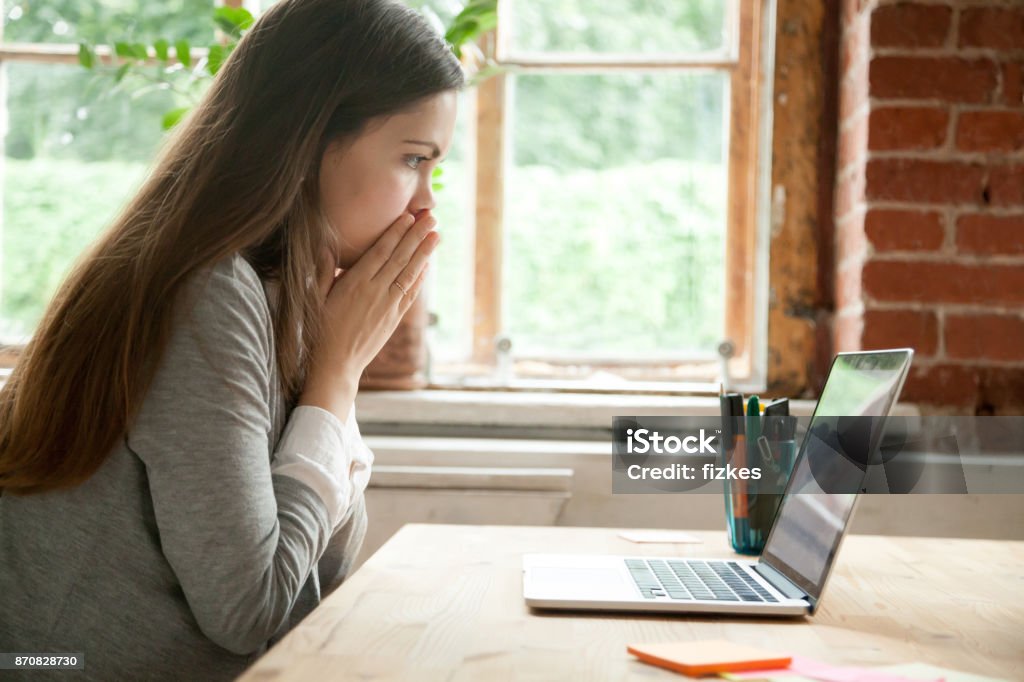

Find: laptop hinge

[753,563,807,600]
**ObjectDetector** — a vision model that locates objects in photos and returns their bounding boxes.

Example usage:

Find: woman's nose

[409,177,437,214]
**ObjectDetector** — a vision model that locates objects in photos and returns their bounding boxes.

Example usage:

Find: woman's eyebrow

[403,139,441,159]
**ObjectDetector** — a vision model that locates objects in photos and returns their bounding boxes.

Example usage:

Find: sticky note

[727,656,943,682]
[721,674,817,682]
[627,640,791,676]
[876,662,1006,682]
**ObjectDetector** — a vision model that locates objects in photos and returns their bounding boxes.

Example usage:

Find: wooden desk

[239,525,1024,681]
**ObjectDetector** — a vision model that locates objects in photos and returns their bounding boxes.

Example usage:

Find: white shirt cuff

[270,405,373,530]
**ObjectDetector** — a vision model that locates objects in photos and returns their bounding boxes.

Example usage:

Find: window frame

[434,0,772,393]
[0,0,233,360]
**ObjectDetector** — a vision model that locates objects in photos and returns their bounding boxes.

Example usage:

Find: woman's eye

[405,155,429,170]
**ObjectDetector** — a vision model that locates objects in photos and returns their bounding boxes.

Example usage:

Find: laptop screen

[760,350,913,609]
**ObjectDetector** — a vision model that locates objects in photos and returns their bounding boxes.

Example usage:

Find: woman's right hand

[299,209,439,421]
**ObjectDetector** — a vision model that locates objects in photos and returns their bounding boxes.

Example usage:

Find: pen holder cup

[721,415,797,555]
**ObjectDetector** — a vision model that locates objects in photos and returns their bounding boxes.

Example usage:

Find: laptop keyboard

[625,559,779,602]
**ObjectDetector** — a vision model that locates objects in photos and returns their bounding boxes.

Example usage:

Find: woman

[0,0,461,678]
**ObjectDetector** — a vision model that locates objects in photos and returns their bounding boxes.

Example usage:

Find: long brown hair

[0,0,464,495]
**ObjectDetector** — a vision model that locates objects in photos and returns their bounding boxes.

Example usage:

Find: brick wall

[835,0,1024,414]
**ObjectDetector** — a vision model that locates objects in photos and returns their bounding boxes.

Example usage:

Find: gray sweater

[0,254,368,680]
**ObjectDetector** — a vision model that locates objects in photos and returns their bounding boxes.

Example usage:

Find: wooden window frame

[437,0,772,392]
[0,0,238,368]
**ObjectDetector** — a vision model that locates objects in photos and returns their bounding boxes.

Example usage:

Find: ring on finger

[392,280,409,296]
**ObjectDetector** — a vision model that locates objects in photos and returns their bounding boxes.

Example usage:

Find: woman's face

[318,91,458,269]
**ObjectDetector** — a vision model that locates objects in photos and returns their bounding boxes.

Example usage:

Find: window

[0,0,772,393]
[0,0,216,342]
[429,0,772,391]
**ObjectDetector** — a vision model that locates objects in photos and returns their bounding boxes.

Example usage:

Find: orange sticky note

[627,640,792,677]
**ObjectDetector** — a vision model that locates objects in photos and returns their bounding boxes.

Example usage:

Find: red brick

[842,0,855,28]
[837,210,868,261]
[843,0,868,28]
[841,67,870,122]
[836,165,866,219]
[862,261,1024,305]
[833,311,864,350]
[842,13,869,74]
[902,364,979,409]
[840,111,868,172]
[1003,62,1023,108]
[957,214,1024,255]
[899,365,1024,414]
[865,209,945,251]
[869,57,998,104]
[836,260,865,310]
[959,7,1024,50]
[872,3,952,48]
[988,165,1024,206]
[947,314,1024,362]
[862,308,939,356]
[844,0,882,28]
[978,368,1024,415]
[957,111,1024,153]
[865,159,986,204]
[869,107,948,151]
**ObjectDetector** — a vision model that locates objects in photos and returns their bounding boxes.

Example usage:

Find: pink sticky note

[727,656,941,682]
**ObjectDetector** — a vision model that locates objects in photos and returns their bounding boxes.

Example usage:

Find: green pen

[746,395,761,443]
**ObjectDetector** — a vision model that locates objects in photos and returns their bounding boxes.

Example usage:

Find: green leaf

[162,106,190,130]
[475,13,497,33]
[153,39,169,62]
[114,41,133,59]
[457,0,497,20]
[445,24,472,50]
[213,16,240,38]
[77,43,94,69]
[207,44,225,75]
[131,42,148,60]
[114,63,131,83]
[445,0,497,51]
[213,6,254,38]
[175,40,191,68]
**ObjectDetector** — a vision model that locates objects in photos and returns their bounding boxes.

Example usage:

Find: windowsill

[0,369,920,434]
[355,388,920,432]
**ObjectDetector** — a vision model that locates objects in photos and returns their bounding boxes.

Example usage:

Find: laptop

[522,349,914,616]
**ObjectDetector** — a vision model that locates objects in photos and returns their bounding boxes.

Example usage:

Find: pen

[762,398,789,441]
[763,398,789,416]
[721,392,746,548]
[720,392,743,451]
[719,385,733,451]
[746,395,761,547]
